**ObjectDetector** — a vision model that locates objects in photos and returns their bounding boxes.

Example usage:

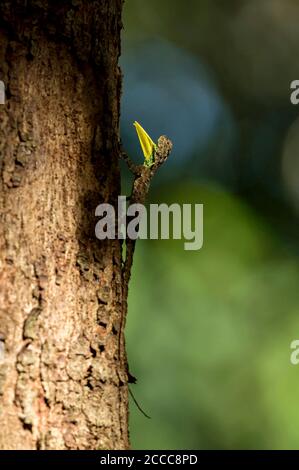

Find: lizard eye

[133,121,156,167]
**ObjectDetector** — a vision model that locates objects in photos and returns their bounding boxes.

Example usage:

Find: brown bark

[0,0,128,450]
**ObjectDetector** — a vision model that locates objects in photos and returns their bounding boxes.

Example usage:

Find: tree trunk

[0,0,128,450]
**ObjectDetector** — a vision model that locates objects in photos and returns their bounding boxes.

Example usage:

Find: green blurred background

[120,0,299,449]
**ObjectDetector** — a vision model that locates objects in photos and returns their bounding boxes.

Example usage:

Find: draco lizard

[119,122,173,414]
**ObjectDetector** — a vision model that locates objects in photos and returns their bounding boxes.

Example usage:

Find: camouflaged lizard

[119,123,173,415]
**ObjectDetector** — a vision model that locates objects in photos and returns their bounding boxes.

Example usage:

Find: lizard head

[153,135,173,168]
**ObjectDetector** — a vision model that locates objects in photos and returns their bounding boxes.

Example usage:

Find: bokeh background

[120,0,299,449]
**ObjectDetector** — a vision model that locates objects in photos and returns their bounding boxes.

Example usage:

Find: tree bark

[0,0,128,450]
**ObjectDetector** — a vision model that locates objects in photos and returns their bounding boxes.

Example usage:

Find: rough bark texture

[0,0,128,450]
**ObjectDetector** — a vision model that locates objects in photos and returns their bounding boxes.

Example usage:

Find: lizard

[118,122,173,415]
